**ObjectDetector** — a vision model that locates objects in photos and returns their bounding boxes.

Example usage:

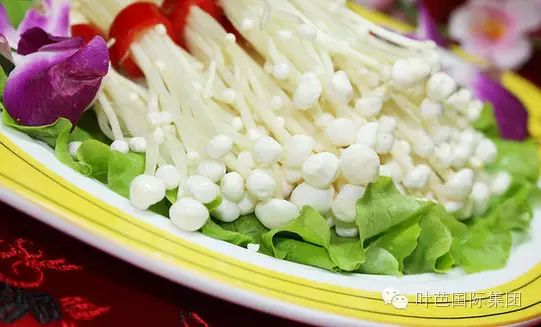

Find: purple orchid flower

[3,27,109,126]
[0,0,70,47]
[416,3,529,141]
[416,2,448,47]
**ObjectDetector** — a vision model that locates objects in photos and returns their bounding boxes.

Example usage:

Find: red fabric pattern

[0,203,305,327]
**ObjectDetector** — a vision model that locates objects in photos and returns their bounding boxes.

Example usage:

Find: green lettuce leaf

[69,111,111,145]
[487,139,539,184]
[462,184,533,273]
[274,238,338,271]
[55,128,91,175]
[473,103,499,138]
[262,206,365,271]
[107,151,145,198]
[201,215,270,253]
[0,0,37,26]
[357,246,400,275]
[2,109,72,148]
[356,177,432,241]
[370,218,421,271]
[404,208,453,274]
[77,140,111,183]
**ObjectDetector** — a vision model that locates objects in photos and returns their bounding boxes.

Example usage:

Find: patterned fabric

[0,204,302,327]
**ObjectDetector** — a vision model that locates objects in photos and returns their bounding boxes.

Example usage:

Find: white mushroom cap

[332,184,365,223]
[327,71,353,105]
[255,199,300,229]
[206,134,233,159]
[339,144,380,186]
[491,172,512,196]
[445,168,474,201]
[68,141,82,158]
[155,164,181,191]
[284,168,303,184]
[282,135,314,169]
[356,122,379,149]
[325,118,358,147]
[355,95,383,118]
[111,140,129,154]
[375,133,395,155]
[128,137,147,153]
[475,139,498,164]
[212,199,241,222]
[253,136,282,165]
[130,175,166,210]
[290,183,334,215]
[335,220,359,238]
[185,175,221,205]
[237,193,256,215]
[471,182,491,216]
[392,58,430,88]
[246,169,277,200]
[238,151,255,171]
[302,152,340,188]
[403,165,432,190]
[221,172,245,202]
[427,72,457,101]
[170,197,209,232]
[293,72,322,110]
[197,159,226,183]
[380,161,404,184]
[420,98,444,120]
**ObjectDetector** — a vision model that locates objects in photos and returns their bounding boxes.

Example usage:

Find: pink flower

[354,0,395,11]
[449,0,541,70]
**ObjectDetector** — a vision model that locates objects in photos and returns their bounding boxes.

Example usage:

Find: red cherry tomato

[161,0,230,48]
[109,2,174,78]
[71,24,104,44]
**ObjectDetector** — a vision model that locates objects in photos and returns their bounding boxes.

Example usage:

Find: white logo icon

[381,288,408,309]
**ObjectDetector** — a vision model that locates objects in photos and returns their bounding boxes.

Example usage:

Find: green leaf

[370,218,421,271]
[70,110,111,144]
[165,189,178,204]
[328,231,365,271]
[355,177,432,241]
[148,199,171,217]
[440,212,470,266]
[107,151,145,198]
[357,246,400,276]
[221,215,269,245]
[274,238,338,271]
[0,66,7,97]
[262,206,330,258]
[462,184,533,273]
[2,109,72,147]
[262,206,365,271]
[77,140,111,183]
[54,127,92,175]
[473,103,499,138]
[404,208,453,274]
[487,139,539,184]
[462,224,512,274]
[0,0,37,26]
[201,215,270,252]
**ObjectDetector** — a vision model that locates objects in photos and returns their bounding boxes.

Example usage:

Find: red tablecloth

[0,203,305,327]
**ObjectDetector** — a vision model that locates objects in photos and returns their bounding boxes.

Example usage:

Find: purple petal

[472,71,529,140]
[0,33,13,62]
[3,36,109,126]
[18,0,70,37]
[417,2,448,47]
[0,4,19,46]
[17,27,81,55]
